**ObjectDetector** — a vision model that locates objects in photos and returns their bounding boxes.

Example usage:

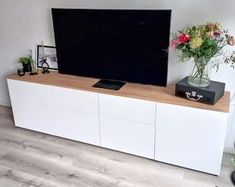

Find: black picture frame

[37,45,58,70]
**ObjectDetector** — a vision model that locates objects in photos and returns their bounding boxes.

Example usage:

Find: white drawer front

[54,108,100,146]
[100,116,155,159]
[99,94,155,125]
[51,86,98,114]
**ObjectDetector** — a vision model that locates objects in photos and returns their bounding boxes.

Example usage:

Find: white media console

[7,72,230,175]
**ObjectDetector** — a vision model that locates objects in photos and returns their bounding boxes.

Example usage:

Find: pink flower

[214,31,221,36]
[227,36,235,46]
[170,38,179,48]
[208,31,214,38]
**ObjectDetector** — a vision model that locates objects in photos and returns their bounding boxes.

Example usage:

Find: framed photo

[37,45,58,70]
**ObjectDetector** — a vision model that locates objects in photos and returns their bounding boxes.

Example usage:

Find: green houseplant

[171,23,235,87]
[231,158,235,184]
[19,55,34,72]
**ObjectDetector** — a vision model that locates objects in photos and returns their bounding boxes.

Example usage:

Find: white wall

[1,0,235,151]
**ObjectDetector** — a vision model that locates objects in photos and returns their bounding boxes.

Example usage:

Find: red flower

[178,33,190,44]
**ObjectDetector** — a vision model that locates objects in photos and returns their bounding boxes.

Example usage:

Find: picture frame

[37,45,58,70]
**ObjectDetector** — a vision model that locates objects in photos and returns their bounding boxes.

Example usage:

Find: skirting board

[224,147,235,154]
[0,99,11,107]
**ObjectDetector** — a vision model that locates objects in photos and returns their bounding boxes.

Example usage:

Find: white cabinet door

[99,94,155,125]
[7,80,54,135]
[155,103,228,175]
[53,108,100,146]
[51,86,98,114]
[100,116,155,159]
[51,86,100,146]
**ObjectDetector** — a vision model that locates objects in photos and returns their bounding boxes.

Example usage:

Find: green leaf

[176,44,184,49]
[231,158,235,167]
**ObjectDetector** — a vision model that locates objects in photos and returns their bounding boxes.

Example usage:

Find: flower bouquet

[171,23,235,87]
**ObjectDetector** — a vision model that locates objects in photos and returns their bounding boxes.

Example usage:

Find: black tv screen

[52,9,171,86]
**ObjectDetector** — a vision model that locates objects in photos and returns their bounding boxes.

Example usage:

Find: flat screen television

[52,9,171,87]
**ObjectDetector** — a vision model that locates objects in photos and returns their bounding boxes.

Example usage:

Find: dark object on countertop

[17,68,25,76]
[93,79,126,90]
[22,63,32,72]
[41,59,50,74]
[175,76,225,105]
[231,171,235,185]
[29,72,38,76]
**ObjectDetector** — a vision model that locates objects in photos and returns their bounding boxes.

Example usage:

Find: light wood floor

[0,106,234,187]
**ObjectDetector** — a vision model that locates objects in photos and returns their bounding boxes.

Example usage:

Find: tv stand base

[93,79,125,90]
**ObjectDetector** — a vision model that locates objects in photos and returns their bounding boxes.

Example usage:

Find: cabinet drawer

[156,102,227,125]
[99,94,155,125]
[51,86,98,114]
[53,108,100,146]
[100,116,154,159]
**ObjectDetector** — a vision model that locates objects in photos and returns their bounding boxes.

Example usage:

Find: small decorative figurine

[41,41,50,74]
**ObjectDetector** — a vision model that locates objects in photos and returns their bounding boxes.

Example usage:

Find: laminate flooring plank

[0,124,186,185]
[0,150,119,187]
[0,133,165,187]
[182,153,234,187]
[0,122,185,181]
[0,106,234,187]
[0,165,56,187]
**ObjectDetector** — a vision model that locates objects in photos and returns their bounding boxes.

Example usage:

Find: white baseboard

[0,99,11,107]
[224,147,235,154]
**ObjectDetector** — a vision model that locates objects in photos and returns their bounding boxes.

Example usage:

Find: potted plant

[19,54,34,72]
[231,158,235,184]
[170,23,235,87]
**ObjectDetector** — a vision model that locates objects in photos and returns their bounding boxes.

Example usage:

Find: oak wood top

[7,72,230,113]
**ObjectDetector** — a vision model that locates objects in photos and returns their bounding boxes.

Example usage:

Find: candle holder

[17,68,25,76]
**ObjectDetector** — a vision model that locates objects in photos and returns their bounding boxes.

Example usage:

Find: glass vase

[188,58,211,87]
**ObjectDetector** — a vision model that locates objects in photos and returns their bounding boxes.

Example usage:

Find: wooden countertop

[7,72,230,113]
